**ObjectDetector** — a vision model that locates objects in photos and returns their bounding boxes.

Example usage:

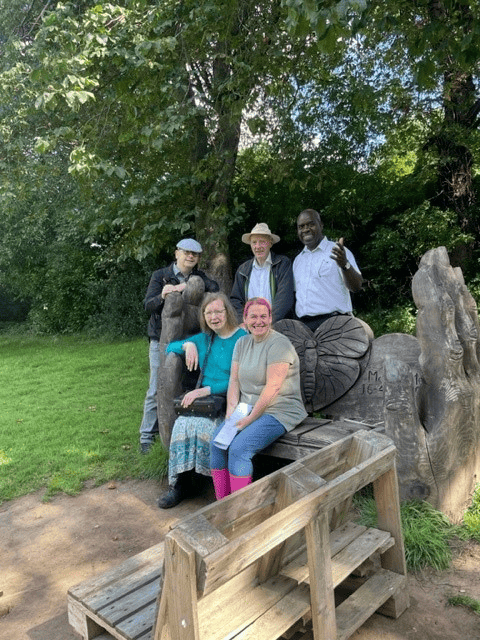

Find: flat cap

[176,238,203,253]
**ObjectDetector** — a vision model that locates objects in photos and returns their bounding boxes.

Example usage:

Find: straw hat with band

[241,223,280,245]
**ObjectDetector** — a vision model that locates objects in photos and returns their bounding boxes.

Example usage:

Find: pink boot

[211,468,231,500]
[229,474,252,493]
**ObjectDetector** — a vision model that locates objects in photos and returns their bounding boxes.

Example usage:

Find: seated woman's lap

[210,414,286,477]
[169,414,221,484]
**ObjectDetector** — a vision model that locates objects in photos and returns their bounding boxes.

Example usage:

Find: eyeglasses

[180,250,200,258]
[204,308,226,317]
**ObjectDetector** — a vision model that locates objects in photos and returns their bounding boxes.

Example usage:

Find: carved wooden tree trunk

[156,277,206,449]
[384,246,480,521]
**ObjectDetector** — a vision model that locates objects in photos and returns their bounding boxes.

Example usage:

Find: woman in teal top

[158,292,247,508]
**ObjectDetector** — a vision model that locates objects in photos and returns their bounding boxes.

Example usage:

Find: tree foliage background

[1,0,480,335]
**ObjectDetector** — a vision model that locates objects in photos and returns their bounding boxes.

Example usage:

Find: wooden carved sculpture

[156,276,206,449]
[384,247,480,521]
[274,316,372,412]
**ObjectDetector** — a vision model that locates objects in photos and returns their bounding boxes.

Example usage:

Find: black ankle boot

[157,483,184,509]
[157,472,192,509]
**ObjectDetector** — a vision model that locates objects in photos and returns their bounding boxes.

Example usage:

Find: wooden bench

[68,429,409,640]
[265,416,384,461]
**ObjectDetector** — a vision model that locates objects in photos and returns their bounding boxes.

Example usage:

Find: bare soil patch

[1,479,479,640]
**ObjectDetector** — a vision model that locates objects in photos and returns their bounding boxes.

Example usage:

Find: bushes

[84,261,152,338]
[358,304,417,337]
[23,251,153,337]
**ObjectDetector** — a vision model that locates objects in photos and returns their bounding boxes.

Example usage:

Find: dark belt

[298,311,345,323]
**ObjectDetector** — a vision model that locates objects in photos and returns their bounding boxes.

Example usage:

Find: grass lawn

[0,333,168,503]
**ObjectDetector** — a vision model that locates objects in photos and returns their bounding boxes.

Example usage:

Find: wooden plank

[162,532,200,640]
[329,521,368,556]
[95,578,160,627]
[265,441,315,460]
[67,597,135,640]
[276,418,333,444]
[230,584,311,640]
[113,600,157,640]
[335,569,407,640]
[197,574,303,640]
[258,466,326,583]
[174,474,278,537]
[297,426,354,447]
[306,512,336,640]
[69,543,165,602]
[376,580,410,619]
[331,529,394,587]
[153,566,170,640]
[282,526,393,591]
[174,514,229,558]
[329,435,371,530]
[286,465,327,493]
[294,435,352,475]
[221,503,276,539]
[199,445,396,595]
[67,597,110,640]
[280,521,367,585]
[373,463,408,576]
[82,566,162,613]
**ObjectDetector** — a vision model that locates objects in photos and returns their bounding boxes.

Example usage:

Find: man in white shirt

[293,209,363,332]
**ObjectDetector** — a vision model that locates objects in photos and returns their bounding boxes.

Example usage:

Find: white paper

[213,402,252,449]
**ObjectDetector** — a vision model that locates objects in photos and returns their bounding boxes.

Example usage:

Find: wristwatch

[342,261,351,271]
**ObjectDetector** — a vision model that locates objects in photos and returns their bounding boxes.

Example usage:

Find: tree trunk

[188,44,245,293]
[424,2,480,267]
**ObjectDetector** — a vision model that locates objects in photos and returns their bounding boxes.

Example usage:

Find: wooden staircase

[68,430,409,640]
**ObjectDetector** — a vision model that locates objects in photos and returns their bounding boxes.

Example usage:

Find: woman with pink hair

[210,297,307,498]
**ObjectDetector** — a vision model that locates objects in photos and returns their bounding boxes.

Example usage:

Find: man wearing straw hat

[230,222,294,323]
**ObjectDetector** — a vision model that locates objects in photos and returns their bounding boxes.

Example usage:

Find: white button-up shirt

[293,237,360,317]
[247,253,272,302]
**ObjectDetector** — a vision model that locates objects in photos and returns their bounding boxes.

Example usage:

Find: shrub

[358,303,417,337]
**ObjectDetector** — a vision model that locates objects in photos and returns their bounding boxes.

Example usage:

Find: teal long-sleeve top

[166,328,247,395]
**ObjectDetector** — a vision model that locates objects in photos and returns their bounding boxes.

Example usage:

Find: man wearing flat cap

[230,222,294,323]
[139,238,219,453]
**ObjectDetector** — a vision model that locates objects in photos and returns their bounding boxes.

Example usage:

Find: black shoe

[157,483,184,509]
[140,442,153,455]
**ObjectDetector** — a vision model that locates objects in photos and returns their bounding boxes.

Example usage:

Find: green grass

[354,489,480,572]
[0,333,168,503]
[461,484,480,542]
[447,594,480,616]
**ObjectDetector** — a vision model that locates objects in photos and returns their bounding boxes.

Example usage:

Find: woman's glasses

[204,308,226,317]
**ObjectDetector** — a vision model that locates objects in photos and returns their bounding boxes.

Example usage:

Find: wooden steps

[67,430,409,640]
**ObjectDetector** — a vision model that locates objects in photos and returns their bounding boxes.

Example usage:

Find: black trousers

[297,312,348,333]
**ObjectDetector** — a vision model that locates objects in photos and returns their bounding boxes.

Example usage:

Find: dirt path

[1,479,479,640]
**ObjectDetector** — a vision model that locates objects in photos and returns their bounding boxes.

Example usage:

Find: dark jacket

[144,263,219,340]
[230,251,294,323]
